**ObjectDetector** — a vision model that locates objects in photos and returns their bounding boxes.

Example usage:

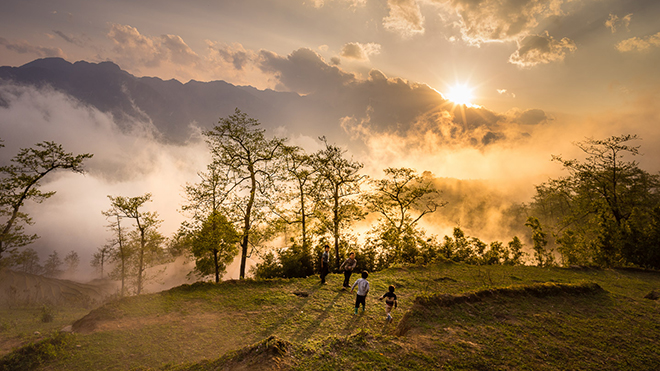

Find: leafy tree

[364,167,444,265]
[190,211,240,282]
[106,193,164,294]
[204,109,285,279]
[504,236,526,265]
[43,250,63,277]
[101,210,132,296]
[0,141,92,261]
[311,137,365,270]
[251,252,282,279]
[7,247,42,274]
[525,216,554,267]
[64,250,80,275]
[530,134,660,267]
[91,245,113,279]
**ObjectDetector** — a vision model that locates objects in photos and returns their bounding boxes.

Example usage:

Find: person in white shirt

[350,271,370,314]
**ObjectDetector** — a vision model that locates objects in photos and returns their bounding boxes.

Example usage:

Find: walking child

[350,271,370,314]
[379,285,398,322]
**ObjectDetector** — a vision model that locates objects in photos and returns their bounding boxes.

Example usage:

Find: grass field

[1,263,660,370]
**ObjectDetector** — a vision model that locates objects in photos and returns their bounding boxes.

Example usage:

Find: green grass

[2,263,660,370]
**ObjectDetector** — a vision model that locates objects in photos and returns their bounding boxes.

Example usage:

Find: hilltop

[1,263,660,370]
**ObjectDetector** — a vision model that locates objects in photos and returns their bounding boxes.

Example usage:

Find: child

[350,271,370,314]
[379,285,398,322]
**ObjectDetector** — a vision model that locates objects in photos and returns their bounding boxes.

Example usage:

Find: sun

[446,84,475,106]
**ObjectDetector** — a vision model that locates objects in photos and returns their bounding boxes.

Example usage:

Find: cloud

[616,32,660,52]
[256,47,556,150]
[445,0,566,45]
[104,24,272,87]
[508,32,576,68]
[107,24,201,69]
[340,42,382,61]
[259,48,356,94]
[206,41,256,71]
[309,0,367,9]
[383,0,425,37]
[605,13,632,34]
[497,89,516,98]
[0,37,66,58]
[52,30,85,47]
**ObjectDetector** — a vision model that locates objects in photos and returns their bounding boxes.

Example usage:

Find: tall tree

[364,167,444,264]
[312,137,365,269]
[106,193,164,294]
[204,109,285,279]
[276,145,317,250]
[0,141,92,260]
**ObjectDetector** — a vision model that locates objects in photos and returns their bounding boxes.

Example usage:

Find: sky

[1,0,660,282]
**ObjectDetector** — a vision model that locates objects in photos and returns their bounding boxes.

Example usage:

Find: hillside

[0,269,115,307]
[1,263,660,370]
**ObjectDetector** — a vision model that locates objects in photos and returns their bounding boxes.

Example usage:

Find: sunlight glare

[446,84,474,106]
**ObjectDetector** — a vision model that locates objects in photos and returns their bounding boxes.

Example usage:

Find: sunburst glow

[446,84,474,106]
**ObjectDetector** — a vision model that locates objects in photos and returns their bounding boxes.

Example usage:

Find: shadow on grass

[295,291,345,342]
[257,284,324,338]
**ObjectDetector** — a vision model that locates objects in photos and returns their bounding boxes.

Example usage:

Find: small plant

[40,304,55,323]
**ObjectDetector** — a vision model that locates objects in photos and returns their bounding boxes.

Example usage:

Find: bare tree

[106,194,164,294]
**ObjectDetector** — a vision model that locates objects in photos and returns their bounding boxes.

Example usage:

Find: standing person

[320,245,330,284]
[339,252,357,289]
[350,271,370,314]
[379,285,398,322]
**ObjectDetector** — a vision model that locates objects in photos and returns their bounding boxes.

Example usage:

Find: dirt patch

[209,336,295,371]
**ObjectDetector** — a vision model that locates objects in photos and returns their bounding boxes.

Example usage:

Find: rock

[293,291,309,297]
[644,290,660,300]
[61,325,73,333]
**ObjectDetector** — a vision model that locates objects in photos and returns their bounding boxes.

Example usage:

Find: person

[350,271,370,314]
[339,252,357,288]
[320,245,330,284]
[379,285,398,322]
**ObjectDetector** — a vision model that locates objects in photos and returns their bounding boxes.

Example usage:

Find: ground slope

[1,263,660,370]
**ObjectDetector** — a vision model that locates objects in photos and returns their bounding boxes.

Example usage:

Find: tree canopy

[0,141,92,261]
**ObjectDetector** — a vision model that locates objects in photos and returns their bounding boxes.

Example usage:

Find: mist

[2,78,660,289]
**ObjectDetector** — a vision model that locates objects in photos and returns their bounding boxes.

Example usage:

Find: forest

[2,111,660,296]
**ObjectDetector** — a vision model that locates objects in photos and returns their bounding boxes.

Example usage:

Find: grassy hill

[1,263,660,370]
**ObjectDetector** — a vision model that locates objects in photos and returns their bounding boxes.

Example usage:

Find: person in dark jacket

[339,252,357,288]
[320,245,330,284]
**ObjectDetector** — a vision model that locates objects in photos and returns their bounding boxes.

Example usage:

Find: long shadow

[295,290,345,342]
[258,284,322,337]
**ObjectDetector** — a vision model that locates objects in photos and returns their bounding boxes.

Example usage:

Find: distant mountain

[0,58,320,143]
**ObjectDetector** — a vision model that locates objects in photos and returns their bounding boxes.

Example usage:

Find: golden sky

[1,0,659,114]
